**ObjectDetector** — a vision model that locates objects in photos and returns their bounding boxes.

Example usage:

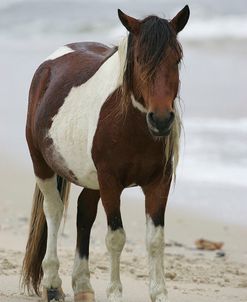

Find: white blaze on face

[46,46,74,61]
[131,94,148,113]
[48,50,121,189]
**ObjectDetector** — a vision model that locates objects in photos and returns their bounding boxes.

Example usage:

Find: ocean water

[0,0,246,226]
[0,0,247,42]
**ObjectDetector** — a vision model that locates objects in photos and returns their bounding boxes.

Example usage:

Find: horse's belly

[48,123,99,189]
[60,146,99,189]
[46,83,101,189]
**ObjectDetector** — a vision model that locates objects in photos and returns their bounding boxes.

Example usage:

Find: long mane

[117,15,183,179]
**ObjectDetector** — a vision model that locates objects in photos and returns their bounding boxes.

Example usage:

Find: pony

[22,6,190,302]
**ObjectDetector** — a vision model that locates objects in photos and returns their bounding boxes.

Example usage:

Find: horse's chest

[121,154,165,186]
[93,129,165,187]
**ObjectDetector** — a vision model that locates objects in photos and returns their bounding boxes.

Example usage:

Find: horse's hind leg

[72,189,100,302]
[37,175,65,302]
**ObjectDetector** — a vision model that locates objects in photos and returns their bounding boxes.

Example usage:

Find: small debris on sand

[1,259,16,270]
[165,271,177,280]
[195,239,224,251]
[216,251,226,257]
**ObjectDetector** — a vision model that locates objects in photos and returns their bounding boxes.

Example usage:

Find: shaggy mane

[117,15,183,178]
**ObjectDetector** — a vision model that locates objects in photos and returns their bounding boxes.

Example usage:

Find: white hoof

[108,291,123,302]
[154,293,169,302]
[74,291,95,302]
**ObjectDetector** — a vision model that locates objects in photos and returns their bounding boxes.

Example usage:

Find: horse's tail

[21,175,71,295]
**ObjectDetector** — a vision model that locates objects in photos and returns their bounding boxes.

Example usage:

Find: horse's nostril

[148,112,174,126]
[148,112,156,125]
[147,111,175,134]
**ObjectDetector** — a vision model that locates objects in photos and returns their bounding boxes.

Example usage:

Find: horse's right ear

[118,9,140,34]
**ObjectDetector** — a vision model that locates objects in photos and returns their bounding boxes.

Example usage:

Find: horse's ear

[170,5,190,34]
[118,9,140,34]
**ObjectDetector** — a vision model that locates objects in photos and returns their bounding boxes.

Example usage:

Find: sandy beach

[0,157,247,302]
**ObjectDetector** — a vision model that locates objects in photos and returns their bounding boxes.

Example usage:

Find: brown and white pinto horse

[22,6,190,302]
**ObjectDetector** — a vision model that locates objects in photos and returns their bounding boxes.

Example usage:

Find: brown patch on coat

[26,42,117,179]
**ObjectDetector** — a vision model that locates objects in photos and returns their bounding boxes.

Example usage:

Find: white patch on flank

[105,228,126,301]
[36,176,64,289]
[146,216,169,302]
[46,45,74,61]
[48,46,124,189]
[131,94,148,113]
[72,252,94,294]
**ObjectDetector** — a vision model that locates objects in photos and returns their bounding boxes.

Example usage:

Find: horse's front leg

[142,173,172,302]
[98,172,126,302]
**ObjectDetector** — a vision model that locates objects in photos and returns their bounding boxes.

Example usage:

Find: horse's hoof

[107,293,123,302]
[74,291,95,302]
[42,287,65,302]
[154,293,170,302]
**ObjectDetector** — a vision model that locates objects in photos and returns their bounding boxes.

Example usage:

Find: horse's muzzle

[146,111,174,137]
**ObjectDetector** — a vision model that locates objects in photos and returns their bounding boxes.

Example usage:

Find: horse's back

[67,41,113,56]
[27,41,116,129]
[26,42,119,188]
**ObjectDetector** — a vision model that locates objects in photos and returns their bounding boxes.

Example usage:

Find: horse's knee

[105,228,126,252]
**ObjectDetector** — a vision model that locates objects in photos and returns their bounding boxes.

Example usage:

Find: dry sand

[0,158,247,302]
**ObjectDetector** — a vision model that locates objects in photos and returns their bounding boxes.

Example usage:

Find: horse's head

[118,6,190,137]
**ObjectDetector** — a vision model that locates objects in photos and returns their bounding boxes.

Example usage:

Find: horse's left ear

[170,5,190,34]
[118,9,140,34]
